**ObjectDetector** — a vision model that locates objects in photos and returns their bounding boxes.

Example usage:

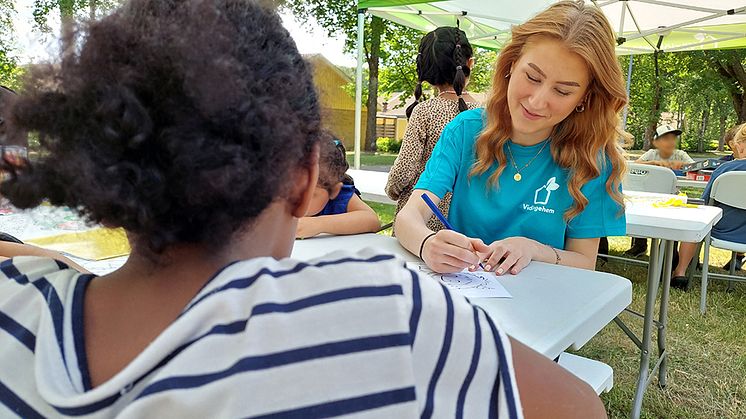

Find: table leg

[700,233,711,315]
[631,238,661,419]
[657,239,674,388]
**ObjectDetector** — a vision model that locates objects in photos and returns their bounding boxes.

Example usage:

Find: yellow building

[377,91,487,142]
[306,54,366,149]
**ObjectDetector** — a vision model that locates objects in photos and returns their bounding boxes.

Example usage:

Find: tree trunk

[707,51,746,123]
[90,0,97,19]
[718,108,727,151]
[698,106,710,153]
[364,16,384,152]
[675,100,683,149]
[59,1,76,61]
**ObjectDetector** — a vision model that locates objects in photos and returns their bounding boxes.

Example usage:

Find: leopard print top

[385,96,480,232]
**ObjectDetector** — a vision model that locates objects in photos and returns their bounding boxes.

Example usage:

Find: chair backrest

[623,163,678,194]
[709,171,746,209]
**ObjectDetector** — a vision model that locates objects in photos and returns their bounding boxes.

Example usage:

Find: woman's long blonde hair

[471,0,629,219]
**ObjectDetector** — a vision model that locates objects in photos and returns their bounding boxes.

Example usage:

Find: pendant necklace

[506,140,549,182]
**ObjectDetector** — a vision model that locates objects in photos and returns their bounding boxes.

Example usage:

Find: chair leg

[687,241,703,282]
[700,235,711,315]
[727,251,737,292]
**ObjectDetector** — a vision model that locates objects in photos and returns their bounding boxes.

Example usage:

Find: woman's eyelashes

[525,72,573,96]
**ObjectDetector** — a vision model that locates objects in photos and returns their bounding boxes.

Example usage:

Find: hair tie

[456,66,462,71]
[455,44,461,49]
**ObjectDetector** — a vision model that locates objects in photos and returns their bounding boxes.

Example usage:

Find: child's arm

[0,241,90,273]
[296,194,381,239]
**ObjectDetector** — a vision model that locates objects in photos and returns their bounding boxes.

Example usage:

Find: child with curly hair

[0,0,603,417]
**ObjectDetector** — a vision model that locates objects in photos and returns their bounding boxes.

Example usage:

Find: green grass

[366,202,746,418]
[584,237,746,418]
[345,152,398,167]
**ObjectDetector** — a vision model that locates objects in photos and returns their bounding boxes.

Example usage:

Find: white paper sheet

[408,263,513,299]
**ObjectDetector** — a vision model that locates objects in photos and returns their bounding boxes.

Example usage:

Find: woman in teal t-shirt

[395,1,628,275]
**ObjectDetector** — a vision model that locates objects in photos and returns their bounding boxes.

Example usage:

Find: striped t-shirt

[0,249,522,418]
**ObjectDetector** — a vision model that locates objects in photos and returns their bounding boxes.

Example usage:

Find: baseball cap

[655,124,682,139]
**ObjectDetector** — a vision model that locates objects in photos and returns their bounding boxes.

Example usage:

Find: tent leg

[622,55,633,130]
[353,9,365,170]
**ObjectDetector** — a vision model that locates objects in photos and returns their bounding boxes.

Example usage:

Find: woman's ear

[467,57,475,70]
[291,144,320,218]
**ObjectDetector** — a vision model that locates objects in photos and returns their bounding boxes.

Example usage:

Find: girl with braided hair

[385,27,478,232]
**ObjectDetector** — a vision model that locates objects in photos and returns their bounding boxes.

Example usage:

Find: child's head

[730,122,746,158]
[1,0,323,255]
[724,124,740,156]
[305,139,349,216]
[406,27,473,118]
[652,124,681,155]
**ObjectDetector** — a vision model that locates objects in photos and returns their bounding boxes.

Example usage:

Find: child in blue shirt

[394,4,628,275]
[296,139,381,238]
[672,124,746,288]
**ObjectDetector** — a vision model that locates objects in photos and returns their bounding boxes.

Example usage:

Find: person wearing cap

[625,124,694,257]
[635,124,694,170]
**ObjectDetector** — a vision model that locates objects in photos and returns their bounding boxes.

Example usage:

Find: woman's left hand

[480,237,540,275]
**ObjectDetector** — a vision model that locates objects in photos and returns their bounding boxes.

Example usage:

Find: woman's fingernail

[469,265,475,270]
[485,264,492,271]
[497,268,504,275]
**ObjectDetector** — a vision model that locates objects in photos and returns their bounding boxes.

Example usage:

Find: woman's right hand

[421,230,490,273]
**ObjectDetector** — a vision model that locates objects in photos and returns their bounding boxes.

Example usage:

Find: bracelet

[549,245,561,265]
[419,232,437,261]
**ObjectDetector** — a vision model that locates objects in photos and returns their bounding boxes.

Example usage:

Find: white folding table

[293,233,632,394]
[621,191,723,418]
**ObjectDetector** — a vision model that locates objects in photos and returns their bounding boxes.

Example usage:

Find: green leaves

[620,50,743,151]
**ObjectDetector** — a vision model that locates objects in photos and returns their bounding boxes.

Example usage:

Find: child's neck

[658,149,673,159]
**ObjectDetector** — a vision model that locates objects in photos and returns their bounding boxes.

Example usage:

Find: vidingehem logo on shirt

[522,177,560,214]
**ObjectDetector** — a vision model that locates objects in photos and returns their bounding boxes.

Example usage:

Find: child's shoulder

[715,158,746,174]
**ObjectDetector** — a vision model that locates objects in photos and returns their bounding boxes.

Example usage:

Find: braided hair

[406,27,473,118]
[318,138,350,193]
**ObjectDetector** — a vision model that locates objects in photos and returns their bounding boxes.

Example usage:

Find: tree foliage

[620,50,740,152]
[0,0,20,87]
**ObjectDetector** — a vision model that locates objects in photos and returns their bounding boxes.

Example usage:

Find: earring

[575,103,585,113]
[504,72,510,79]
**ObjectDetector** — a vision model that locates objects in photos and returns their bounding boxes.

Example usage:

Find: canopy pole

[622,55,634,130]
[353,8,366,170]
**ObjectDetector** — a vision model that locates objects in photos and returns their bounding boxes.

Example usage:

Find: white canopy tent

[351,0,746,168]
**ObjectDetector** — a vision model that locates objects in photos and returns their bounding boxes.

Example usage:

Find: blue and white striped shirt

[0,249,521,418]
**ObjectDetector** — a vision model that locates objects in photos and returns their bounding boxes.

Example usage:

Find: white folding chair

[688,171,746,314]
[599,163,678,265]
[623,163,678,194]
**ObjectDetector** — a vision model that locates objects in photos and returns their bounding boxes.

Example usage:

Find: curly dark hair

[406,27,473,118]
[1,0,323,254]
[0,86,28,147]
[317,139,349,193]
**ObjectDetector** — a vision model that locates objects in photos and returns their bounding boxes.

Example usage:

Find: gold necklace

[506,140,549,182]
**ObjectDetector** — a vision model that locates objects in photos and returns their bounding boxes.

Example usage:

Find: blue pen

[420,193,485,270]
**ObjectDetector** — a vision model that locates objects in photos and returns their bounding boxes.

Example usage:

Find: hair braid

[452,29,468,113]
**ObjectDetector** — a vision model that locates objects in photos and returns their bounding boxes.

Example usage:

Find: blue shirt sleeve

[566,159,627,239]
[413,118,466,199]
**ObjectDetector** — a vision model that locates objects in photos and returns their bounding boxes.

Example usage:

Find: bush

[376,137,402,153]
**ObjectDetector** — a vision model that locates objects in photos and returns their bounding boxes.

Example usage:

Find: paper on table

[27,228,130,261]
[407,262,513,299]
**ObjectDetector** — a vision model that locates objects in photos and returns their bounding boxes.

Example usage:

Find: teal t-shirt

[414,109,626,250]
